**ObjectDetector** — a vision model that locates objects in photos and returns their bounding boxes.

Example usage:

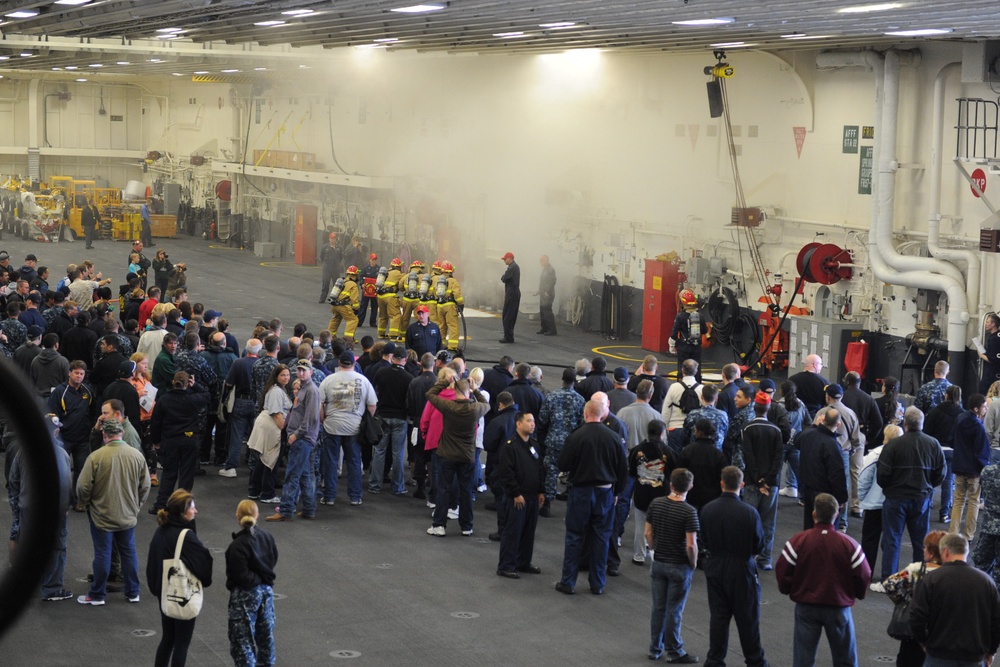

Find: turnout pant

[328,305,359,342]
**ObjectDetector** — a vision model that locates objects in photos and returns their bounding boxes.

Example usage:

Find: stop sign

[971,168,987,198]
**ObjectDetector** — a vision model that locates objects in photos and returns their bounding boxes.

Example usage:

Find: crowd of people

[5,239,1000,666]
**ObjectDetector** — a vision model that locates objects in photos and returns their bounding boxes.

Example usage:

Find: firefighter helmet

[442,262,454,273]
[410,260,424,269]
[680,289,697,306]
[390,257,403,267]
[346,265,359,275]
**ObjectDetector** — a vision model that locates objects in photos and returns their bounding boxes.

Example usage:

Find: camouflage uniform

[228,585,276,667]
[250,356,280,407]
[309,365,326,388]
[726,404,754,468]
[1,317,26,351]
[42,306,63,328]
[92,332,134,363]
[681,405,729,451]
[174,347,218,393]
[537,386,585,499]
[973,464,1000,585]
[914,377,951,413]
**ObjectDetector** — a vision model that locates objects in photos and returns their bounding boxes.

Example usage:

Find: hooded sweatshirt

[30,348,69,398]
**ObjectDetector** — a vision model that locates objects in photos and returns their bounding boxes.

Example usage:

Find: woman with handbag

[247,364,292,505]
[226,500,279,667]
[146,489,213,667]
[881,529,946,666]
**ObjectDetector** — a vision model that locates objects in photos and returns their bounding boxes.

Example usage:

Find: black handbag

[359,410,383,447]
[886,561,926,640]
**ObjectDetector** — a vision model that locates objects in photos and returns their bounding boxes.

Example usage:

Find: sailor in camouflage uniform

[537,368,585,515]
[226,500,279,667]
[681,384,729,451]
[914,360,952,413]
[724,386,756,468]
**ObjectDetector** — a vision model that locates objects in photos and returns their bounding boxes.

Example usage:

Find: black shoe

[539,503,552,518]
[591,587,604,595]
[517,564,542,574]
[536,330,547,335]
[497,569,520,579]
[543,331,557,336]
[498,338,514,344]
[554,582,574,595]
[607,567,621,577]
[488,532,501,542]
[666,655,700,664]
[850,510,863,519]
[413,489,426,500]
[484,502,497,512]
[194,468,207,476]
[939,514,950,523]
[555,492,568,501]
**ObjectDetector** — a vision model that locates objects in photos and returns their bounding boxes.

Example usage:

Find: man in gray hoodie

[30,333,69,398]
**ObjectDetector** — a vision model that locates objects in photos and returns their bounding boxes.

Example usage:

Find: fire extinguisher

[209,222,217,240]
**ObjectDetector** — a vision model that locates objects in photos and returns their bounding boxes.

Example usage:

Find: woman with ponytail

[226,499,279,667]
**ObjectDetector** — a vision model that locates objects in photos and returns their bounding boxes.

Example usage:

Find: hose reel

[796,242,853,284]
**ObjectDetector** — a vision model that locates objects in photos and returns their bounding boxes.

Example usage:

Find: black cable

[327,105,350,175]
[239,91,270,199]
[745,271,809,373]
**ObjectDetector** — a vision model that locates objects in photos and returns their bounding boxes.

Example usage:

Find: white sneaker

[477,484,488,493]
[427,501,436,509]
[260,496,282,504]
[461,529,473,536]
[447,508,459,520]
[427,525,446,537]
[778,487,798,498]
[870,582,886,593]
[218,468,237,478]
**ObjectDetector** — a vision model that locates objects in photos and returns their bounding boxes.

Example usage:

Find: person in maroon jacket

[776,493,871,667]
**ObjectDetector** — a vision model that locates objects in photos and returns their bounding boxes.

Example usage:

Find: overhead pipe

[928,62,982,317]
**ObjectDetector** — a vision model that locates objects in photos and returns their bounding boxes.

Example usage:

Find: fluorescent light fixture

[194,70,209,74]
[711,41,745,47]
[782,34,832,40]
[149,58,162,63]
[156,27,183,33]
[51,67,61,71]
[55,0,93,5]
[254,67,267,71]
[374,37,399,43]
[221,68,240,73]
[0,56,10,60]
[254,20,286,27]
[282,9,314,16]
[65,66,78,70]
[390,4,446,14]
[116,61,130,65]
[884,27,952,36]
[89,63,103,68]
[494,31,526,38]
[158,34,179,39]
[6,10,39,18]
[19,52,34,57]
[76,78,88,82]
[539,21,576,29]
[672,17,734,26]
[172,72,183,76]
[838,3,903,13]
[298,64,309,69]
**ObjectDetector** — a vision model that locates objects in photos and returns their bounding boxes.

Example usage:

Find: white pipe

[876,51,966,287]
[928,62,982,318]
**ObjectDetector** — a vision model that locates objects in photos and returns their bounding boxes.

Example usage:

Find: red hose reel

[796,243,853,285]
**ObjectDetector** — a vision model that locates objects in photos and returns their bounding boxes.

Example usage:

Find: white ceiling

[0,1,996,80]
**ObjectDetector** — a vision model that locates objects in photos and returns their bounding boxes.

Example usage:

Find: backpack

[677,381,702,414]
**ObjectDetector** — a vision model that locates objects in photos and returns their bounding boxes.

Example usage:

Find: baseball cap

[613,366,629,383]
[436,350,452,363]
[758,378,776,393]
[501,252,514,261]
[416,305,430,313]
[24,254,36,262]
[120,360,137,378]
[381,342,397,357]
[329,232,337,240]
[392,346,408,359]
[825,383,844,398]
[204,309,222,320]
[295,359,313,370]
[26,292,42,304]
[338,351,355,367]
[100,418,124,434]
[369,253,378,261]
[26,325,43,339]
[754,391,772,406]
[0,251,8,260]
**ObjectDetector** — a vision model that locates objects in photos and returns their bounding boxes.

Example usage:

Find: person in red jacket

[776,493,871,667]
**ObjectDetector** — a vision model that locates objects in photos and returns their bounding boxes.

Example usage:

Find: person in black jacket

[794,409,848,530]
[149,371,211,513]
[925,384,963,523]
[91,335,127,399]
[484,392,518,536]
[146,489,213,667]
[506,362,544,420]
[495,412,545,578]
[406,353,437,500]
[499,251,520,344]
[481,356,514,424]
[226,500,279,667]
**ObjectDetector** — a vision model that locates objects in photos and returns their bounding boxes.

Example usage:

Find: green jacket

[76,440,150,531]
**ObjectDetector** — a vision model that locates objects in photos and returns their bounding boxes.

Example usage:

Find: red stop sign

[972,168,987,198]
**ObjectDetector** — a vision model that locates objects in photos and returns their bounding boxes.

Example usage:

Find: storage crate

[150,214,177,238]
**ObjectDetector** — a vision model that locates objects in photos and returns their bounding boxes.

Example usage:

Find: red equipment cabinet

[295,204,318,265]
[642,259,684,354]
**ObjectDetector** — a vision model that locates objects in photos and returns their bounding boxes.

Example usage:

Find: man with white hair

[788,354,830,417]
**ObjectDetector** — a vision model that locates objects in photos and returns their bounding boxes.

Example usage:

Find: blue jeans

[940,448,954,517]
[40,512,68,597]
[88,518,139,600]
[837,451,850,530]
[781,442,800,489]
[793,603,857,667]
[667,429,687,457]
[614,476,636,540]
[744,487,778,565]
[650,560,695,660]
[226,397,255,470]
[369,417,407,494]
[560,485,615,592]
[880,495,932,581]
[322,432,362,503]
[280,439,316,517]
[433,458,475,530]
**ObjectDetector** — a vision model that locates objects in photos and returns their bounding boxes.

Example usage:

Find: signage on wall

[858,146,874,195]
[842,126,859,154]
[862,126,875,140]
[793,126,807,159]
[971,168,987,198]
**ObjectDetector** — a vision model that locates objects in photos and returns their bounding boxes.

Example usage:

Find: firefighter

[398,260,424,340]
[328,265,361,342]
[424,260,444,328]
[671,289,702,380]
[437,261,464,352]
[357,253,380,329]
[377,257,405,340]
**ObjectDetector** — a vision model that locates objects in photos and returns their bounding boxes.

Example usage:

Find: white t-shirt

[661,376,704,430]
[319,369,377,436]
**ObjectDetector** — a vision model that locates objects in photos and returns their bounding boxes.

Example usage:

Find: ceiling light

[194,70,208,74]
[539,22,576,29]
[149,58,162,63]
[282,9,314,16]
[254,20,286,27]
[76,78,87,82]
[672,18,735,26]
[254,67,267,70]
[172,73,182,76]
[390,4,446,14]
[0,56,9,61]
[838,3,903,13]
[355,44,386,49]
[221,69,240,73]
[884,27,952,36]
[782,34,832,40]
[116,61,130,65]
[156,27,183,33]
[711,41,746,47]
[494,31,526,38]
[51,67,61,71]
[374,38,398,43]
[6,10,39,18]
[298,65,309,69]
[158,34,179,39]
[55,0,93,5]
[19,52,34,57]
[89,63,103,68]
[65,66,78,70]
